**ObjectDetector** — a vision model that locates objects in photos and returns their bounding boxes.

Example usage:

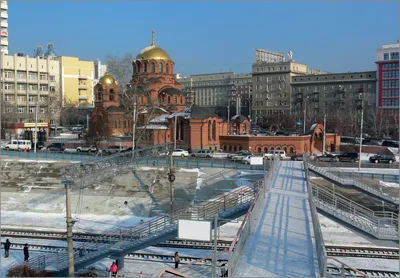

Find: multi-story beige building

[1,0,8,54]
[0,53,61,125]
[291,71,377,120]
[251,49,326,124]
[177,72,252,118]
[56,56,95,107]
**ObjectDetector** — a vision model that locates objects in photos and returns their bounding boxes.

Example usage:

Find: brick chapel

[90,31,250,151]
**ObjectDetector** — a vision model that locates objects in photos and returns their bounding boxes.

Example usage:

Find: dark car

[46,143,65,152]
[382,140,399,148]
[31,142,44,150]
[227,151,250,159]
[337,152,359,163]
[316,154,339,162]
[369,153,396,164]
[291,153,304,161]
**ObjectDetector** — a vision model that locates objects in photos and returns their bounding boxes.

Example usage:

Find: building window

[5,71,13,78]
[17,107,25,113]
[28,73,37,80]
[166,63,169,74]
[40,108,46,114]
[4,83,13,90]
[40,85,48,91]
[144,63,147,72]
[29,107,35,113]
[6,107,13,113]
[28,96,36,102]
[49,75,56,82]
[159,63,163,73]
[151,62,155,73]
[40,74,47,81]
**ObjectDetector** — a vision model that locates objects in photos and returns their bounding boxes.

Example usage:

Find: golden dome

[136,30,172,61]
[98,72,116,87]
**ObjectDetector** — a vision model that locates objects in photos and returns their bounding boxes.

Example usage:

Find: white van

[5,140,31,151]
[263,150,286,160]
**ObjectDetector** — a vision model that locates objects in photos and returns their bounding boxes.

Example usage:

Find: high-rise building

[0,52,61,125]
[177,72,252,118]
[1,0,8,54]
[376,41,399,117]
[291,71,377,121]
[56,56,95,107]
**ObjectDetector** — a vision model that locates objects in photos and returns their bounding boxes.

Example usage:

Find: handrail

[311,181,398,240]
[308,162,399,204]
[303,156,327,277]
[326,256,368,277]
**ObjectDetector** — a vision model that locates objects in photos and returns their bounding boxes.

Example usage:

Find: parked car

[336,152,359,163]
[76,145,97,153]
[191,150,214,158]
[264,150,286,160]
[291,153,304,161]
[171,149,190,157]
[31,142,44,150]
[227,151,250,159]
[316,154,339,162]
[232,152,252,161]
[242,155,253,164]
[382,140,399,148]
[158,150,169,156]
[46,143,65,152]
[5,140,32,151]
[369,153,396,164]
[103,146,125,155]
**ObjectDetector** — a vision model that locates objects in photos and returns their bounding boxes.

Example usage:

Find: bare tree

[87,109,112,149]
[105,52,135,92]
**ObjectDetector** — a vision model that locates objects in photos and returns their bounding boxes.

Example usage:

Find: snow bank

[379,181,399,188]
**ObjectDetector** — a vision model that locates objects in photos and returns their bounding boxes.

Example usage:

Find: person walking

[174,252,180,269]
[23,243,29,262]
[110,261,118,277]
[4,239,11,258]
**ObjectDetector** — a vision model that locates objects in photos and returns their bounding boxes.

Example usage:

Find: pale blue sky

[8,1,399,75]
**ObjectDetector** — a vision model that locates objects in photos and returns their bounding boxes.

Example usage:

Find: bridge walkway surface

[234,161,319,277]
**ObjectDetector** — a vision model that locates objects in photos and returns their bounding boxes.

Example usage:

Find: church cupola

[94,71,120,108]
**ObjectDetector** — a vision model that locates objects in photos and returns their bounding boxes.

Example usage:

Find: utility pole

[212,214,218,278]
[86,113,89,134]
[358,100,364,171]
[34,101,39,153]
[168,145,175,214]
[132,97,137,157]
[174,116,177,149]
[65,181,75,277]
[322,113,326,154]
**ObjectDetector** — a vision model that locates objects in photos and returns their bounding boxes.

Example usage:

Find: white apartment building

[0,53,61,124]
[1,0,8,54]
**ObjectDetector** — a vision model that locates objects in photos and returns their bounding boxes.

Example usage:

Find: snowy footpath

[235,161,318,277]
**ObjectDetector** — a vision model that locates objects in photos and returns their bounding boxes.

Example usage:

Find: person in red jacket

[109,261,118,277]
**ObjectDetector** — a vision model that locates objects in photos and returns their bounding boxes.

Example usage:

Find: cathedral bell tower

[94,72,120,108]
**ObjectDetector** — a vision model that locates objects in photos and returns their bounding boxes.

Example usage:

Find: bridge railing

[310,181,398,240]
[303,155,327,277]
[62,143,173,184]
[307,161,399,205]
[227,156,280,276]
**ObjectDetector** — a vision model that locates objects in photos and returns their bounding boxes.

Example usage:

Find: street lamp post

[358,99,364,171]
[303,95,310,135]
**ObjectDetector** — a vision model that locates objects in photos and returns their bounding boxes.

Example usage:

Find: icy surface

[235,161,318,277]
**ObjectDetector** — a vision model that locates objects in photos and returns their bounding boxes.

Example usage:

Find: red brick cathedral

[91,31,250,151]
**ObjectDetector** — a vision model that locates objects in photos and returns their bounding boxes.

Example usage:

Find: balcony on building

[78,83,88,90]
[1,38,8,45]
[1,11,8,19]
[78,95,88,100]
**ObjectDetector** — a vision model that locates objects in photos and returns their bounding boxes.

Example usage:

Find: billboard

[250,156,263,165]
[178,219,211,241]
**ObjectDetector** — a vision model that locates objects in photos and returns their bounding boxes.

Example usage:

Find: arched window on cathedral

[137,63,141,73]
[166,63,169,74]
[174,95,177,104]
[159,63,163,73]
[97,89,103,101]
[168,96,171,103]
[180,95,184,104]
[151,62,155,73]
[208,120,212,140]
[212,120,216,140]
[109,89,115,101]
[133,65,136,74]
[144,63,147,73]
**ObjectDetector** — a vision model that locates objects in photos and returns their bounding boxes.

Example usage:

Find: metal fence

[303,156,327,277]
[327,171,399,183]
[0,149,100,162]
[313,160,399,169]
[135,158,266,171]
[227,156,281,276]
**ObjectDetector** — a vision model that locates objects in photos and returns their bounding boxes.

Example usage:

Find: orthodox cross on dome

[151,30,155,46]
